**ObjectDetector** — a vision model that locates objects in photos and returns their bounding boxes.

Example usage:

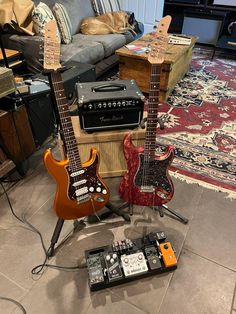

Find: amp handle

[92,83,126,92]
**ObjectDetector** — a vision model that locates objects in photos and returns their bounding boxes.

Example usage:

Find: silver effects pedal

[121,252,148,277]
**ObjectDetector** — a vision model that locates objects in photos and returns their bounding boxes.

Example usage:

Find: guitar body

[43,148,109,220]
[119,133,175,206]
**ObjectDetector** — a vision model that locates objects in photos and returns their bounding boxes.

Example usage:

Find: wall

[119,0,164,33]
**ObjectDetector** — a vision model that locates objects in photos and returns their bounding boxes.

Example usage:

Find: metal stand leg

[155,204,188,224]
[105,201,130,222]
[47,218,64,257]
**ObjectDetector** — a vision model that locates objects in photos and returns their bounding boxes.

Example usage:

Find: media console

[164,0,236,43]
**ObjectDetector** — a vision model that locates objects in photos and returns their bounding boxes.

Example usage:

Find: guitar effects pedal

[159,242,177,268]
[85,231,177,291]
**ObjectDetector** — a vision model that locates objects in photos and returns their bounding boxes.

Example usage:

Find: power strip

[85,231,177,291]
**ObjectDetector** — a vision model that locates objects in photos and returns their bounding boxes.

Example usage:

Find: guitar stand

[88,201,130,223]
[153,204,188,224]
[47,202,130,258]
[128,203,188,225]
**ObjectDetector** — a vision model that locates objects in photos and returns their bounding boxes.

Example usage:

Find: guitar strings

[52,72,89,201]
[141,64,160,189]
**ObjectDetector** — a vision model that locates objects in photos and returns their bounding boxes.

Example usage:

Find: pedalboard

[85,231,177,291]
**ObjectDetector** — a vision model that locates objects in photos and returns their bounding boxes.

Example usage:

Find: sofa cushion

[60,36,104,64]
[52,3,72,44]
[74,33,127,57]
[92,0,121,16]
[36,0,95,36]
[32,2,58,36]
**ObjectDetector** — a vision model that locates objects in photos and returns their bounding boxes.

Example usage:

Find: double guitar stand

[47,89,188,258]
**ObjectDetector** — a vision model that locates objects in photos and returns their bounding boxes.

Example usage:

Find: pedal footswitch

[121,252,148,277]
[144,246,162,270]
[87,255,104,287]
[159,242,177,268]
[104,252,123,282]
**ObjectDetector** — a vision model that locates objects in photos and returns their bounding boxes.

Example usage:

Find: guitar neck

[50,71,82,170]
[144,64,161,160]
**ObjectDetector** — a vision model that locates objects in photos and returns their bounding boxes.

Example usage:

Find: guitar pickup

[140,186,154,192]
[72,179,87,187]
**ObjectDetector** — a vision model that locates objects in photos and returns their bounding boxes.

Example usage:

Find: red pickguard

[119,133,175,206]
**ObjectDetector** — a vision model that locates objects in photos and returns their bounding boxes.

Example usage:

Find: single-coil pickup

[77,193,90,203]
[72,179,87,187]
[140,185,154,192]
[75,186,89,196]
[70,169,85,177]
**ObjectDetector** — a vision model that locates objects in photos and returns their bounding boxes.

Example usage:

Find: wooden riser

[72,117,145,178]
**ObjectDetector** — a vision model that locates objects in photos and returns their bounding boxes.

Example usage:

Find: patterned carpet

[156,50,236,197]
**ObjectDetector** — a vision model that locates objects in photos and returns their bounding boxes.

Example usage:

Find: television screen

[213,0,236,6]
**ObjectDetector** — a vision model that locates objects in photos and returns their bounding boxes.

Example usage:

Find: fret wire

[144,63,161,160]
[51,72,82,170]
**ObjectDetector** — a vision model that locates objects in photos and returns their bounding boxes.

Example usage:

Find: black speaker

[24,91,55,147]
[25,61,96,146]
[61,61,96,101]
[33,61,96,102]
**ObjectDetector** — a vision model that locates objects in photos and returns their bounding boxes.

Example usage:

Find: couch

[1,0,143,77]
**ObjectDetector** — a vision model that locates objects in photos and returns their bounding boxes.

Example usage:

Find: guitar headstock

[43,20,61,71]
[148,15,172,65]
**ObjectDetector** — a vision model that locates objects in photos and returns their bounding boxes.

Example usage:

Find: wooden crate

[72,116,145,178]
[116,35,198,101]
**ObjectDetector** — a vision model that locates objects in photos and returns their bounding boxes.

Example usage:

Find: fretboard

[50,71,82,172]
[144,64,161,161]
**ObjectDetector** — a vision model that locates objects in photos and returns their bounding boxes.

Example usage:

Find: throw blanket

[0,0,34,35]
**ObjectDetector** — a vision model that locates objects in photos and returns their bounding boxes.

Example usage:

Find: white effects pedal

[121,252,148,277]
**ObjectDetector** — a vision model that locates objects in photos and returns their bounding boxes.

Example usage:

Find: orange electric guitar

[43,21,110,220]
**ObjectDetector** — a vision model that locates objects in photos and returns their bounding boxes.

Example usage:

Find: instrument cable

[0,181,88,276]
[0,296,26,314]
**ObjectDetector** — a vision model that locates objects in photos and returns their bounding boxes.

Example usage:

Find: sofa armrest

[2,34,43,74]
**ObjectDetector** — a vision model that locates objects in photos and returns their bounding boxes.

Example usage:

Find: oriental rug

[156,50,236,198]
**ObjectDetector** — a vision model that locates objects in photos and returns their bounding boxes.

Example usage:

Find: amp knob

[88,104,93,110]
[98,103,102,108]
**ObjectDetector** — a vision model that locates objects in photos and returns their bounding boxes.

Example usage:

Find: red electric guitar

[43,21,110,220]
[119,16,175,207]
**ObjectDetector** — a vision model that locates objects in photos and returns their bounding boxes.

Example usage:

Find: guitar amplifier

[76,80,145,132]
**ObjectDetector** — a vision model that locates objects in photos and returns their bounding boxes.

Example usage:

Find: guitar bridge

[77,193,90,204]
[140,186,154,193]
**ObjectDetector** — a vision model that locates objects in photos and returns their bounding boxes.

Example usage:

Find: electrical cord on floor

[0,296,26,314]
[0,181,87,277]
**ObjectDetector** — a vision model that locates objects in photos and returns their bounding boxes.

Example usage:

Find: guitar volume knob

[96,187,101,192]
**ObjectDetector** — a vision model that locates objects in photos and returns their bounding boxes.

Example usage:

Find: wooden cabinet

[0,105,36,167]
